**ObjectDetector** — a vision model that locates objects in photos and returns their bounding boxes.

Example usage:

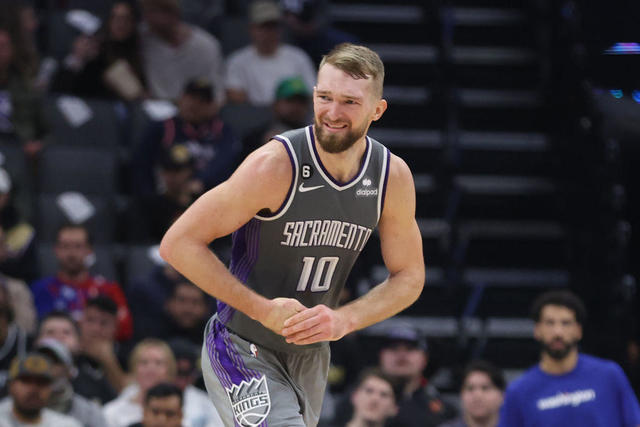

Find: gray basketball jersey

[219,125,390,353]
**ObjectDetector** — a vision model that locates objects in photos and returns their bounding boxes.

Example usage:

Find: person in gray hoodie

[34,338,108,427]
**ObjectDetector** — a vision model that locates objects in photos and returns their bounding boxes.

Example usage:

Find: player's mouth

[323,121,348,132]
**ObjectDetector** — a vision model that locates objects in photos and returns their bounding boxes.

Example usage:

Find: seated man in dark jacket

[132,78,240,199]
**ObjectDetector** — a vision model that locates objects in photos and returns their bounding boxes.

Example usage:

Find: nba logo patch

[225,375,271,426]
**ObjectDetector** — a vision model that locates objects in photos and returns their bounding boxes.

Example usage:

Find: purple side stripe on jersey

[206,322,233,388]
[205,319,268,427]
[221,219,261,324]
[232,218,261,283]
[308,125,371,187]
[381,148,391,211]
[216,301,234,326]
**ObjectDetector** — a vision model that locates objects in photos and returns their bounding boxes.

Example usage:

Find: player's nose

[324,101,343,121]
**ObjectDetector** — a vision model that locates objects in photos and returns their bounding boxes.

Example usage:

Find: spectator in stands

[345,368,400,427]
[499,290,640,426]
[128,144,197,243]
[0,281,28,398]
[0,166,37,283]
[51,1,146,101]
[439,360,505,427]
[34,338,108,427]
[132,78,239,197]
[30,223,133,341]
[0,271,36,334]
[270,76,313,129]
[78,296,128,393]
[332,324,456,426]
[167,339,200,392]
[8,1,55,92]
[0,26,47,158]
[134,280,211,346]
[139,0,224,101]
[378,324,456,427]
[281,0,358,65]
[37,311,118,404]
[0,170,38,330]
[241,75,312,158]
[127,263,198,350]
[103,338,223,427]
[127,260,180,320]
[0,2,40,79]
[166,338,221,427]
[128,382,183,427]
[0,353,82,427]
[225,0,316,106]
[154,280,211,346]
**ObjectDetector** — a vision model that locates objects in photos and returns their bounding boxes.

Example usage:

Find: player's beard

[540,337,579,360]
[313,117,368,154]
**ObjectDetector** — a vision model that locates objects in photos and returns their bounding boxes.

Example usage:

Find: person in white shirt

[103,339,222,427]
[225,0,316,106]
[139,0,225,102]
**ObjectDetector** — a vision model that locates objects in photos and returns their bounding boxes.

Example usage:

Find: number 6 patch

[301,164,313,179]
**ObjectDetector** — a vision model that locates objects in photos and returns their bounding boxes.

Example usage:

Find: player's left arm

[283,154,425,344]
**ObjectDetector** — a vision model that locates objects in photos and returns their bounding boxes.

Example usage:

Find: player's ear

[372,99,387,122]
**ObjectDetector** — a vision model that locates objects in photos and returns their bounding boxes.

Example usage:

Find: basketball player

[160,43,425,426]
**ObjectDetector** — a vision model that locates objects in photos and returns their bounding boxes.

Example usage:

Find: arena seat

[38,145,117,194]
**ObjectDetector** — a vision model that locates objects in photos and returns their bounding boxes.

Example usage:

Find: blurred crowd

[0,0,638,426]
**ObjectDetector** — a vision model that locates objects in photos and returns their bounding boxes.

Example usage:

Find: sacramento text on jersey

[280,220,373,252]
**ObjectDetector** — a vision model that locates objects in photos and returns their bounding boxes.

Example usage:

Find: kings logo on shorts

[225,375,271,427]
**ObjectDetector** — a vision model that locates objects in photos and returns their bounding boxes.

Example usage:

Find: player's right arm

[159,140,306,333]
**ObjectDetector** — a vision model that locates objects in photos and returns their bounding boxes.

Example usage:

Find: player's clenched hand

[282,304,348,345]
[261,297,307,335]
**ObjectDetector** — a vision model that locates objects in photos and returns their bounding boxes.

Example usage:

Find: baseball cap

[249,0,282,24]
[380,323,428,352]
[160,144,194,171]
[0,167,11,194]
[183,78,214,103]
[35,338,74,368]
[275,77,310,100]
[8,353,54,382]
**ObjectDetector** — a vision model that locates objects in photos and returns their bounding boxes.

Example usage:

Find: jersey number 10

[296,256,339,292]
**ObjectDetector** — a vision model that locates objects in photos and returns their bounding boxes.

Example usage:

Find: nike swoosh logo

[298,183,324,193]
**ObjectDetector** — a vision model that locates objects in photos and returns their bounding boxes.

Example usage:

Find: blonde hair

[128,338,177,380]
[319,43,385,99]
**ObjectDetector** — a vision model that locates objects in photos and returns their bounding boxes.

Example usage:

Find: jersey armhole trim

[377,147,391,222]
[255,136,299,221]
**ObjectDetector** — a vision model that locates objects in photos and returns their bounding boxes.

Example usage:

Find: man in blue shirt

[499,290,640,427]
